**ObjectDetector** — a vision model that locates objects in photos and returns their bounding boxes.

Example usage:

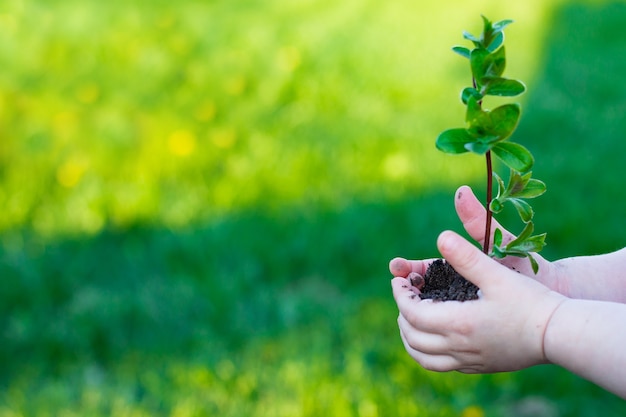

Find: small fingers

[408,272,425,290]
[391,277,420,297]
[398,317,485,373]
[398,314,448,355]
[399,328,460,372]
[389,257,436,278]
[389,257,412,277]
[392,277,462,333]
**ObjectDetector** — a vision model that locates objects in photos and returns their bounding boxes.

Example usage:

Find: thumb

[437,230,509,289]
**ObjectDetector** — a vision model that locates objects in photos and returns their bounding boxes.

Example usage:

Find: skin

[390,185,626,399]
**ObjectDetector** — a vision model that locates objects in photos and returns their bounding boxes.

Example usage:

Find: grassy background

[1,0,626,415]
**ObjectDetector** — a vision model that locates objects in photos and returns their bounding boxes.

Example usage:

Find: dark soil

[416,259,479,301]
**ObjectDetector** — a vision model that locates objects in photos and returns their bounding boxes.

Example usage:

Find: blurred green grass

[1,0,626,416]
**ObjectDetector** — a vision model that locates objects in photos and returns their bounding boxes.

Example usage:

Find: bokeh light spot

[168,129,197,157]
[56,159,87,188]
[461,405,485,417]
[382,152,411,181]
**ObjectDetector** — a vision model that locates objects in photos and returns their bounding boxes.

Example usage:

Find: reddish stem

[472,76,493,254]
[483,151,493,254]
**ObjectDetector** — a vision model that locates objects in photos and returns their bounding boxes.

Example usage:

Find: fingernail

[437,230,455,250]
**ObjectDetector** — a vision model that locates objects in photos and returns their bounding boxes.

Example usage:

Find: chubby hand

[392,230,567,373]
[390,185,560,291]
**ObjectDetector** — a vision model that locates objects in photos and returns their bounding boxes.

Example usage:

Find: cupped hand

[390,185,562,292]
[392,230,567,373]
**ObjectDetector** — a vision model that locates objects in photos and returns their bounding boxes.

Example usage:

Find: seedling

[436,16,546,273]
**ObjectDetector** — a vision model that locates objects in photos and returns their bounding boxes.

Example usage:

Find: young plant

[436,16,547,273]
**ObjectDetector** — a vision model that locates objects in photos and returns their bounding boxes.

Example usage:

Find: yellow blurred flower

[56,159,87,188]
[461,405,485,417]
[168,129,197,157]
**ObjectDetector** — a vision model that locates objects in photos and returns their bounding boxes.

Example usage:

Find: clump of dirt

[417,259,479,301]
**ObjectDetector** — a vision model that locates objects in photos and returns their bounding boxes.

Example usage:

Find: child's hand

[392,230,567,373]
[390,185,562,292]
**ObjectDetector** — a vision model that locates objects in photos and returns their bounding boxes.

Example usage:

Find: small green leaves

[491,224,547,274]
[470,48,492,84]
[461,80,525,104]
[461,87,482,104]
[438,97,522,158]
[483,17,513,51]
[464,16,514,52]
[491,18,514,33]
[452,46,471,59]
[489,170,547,273]
[436,128,474,154]
[483,77,526,97]
[485,103,521,138]
[473,45,506,81]
[491,142,533,172]
[470,46,525,99]
[491,170,546,220]
[436,15,547,274]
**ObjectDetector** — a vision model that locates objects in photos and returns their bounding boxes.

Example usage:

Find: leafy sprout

[436,16,546,273]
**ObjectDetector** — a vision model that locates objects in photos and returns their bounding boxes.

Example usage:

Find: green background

[1,0,625,415]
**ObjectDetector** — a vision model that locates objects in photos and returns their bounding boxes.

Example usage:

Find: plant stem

[473,75,493,255]
[483,150,493,254]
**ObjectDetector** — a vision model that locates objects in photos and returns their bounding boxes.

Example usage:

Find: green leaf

[480,15,496,49]
[493,171,505,199]
[492,19,514,33]
[483,77,526,97]
[461,87,482,105]
[504,222,547,255]
[463,31,481,47]
[465,141,492,155]
[452,46,471,59]
[507,233,547,254]
[491,247,506,259]
[465,95,485,124]
[491,228,507,259]
[485,18,513,51]
[512,178,546,199]
[512,218,534,242]
[470,48,489,86]
[500,171,546,199]
[528,254,539,274]
[489,103,521,139]
[505,170,529,195]
[483,45,507,78]
[486,32,504,52]
[509,198,534,222]
[465,97,515,145]
[436,128,473,154]
[481,15,493,33]
[489,198,504,214]
[492,142,534,172]
[493,227,503,247]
